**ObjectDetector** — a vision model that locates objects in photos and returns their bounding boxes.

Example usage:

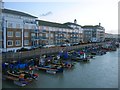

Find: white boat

[14,80,27,87]
[46,70,56,74]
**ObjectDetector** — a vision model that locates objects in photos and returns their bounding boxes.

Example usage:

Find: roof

[64,22,81,27]
[37,20,73,29]
[2,9,37,18]
[82,25,105,30]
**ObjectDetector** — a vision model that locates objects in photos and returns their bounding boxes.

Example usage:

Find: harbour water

[2,48,119,88]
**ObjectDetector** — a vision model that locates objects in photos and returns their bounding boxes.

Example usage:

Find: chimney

[99,23,101,26]
[74,19,77,24]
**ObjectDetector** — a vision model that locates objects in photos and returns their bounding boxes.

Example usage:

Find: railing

[2,42,105,61]
[31,36,39,40]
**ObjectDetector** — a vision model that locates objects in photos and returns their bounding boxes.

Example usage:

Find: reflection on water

[2,49,119,88]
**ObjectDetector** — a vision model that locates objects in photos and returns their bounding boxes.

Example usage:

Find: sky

[3,0,119,34]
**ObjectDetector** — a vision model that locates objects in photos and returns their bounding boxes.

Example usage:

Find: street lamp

[19,52,21,63]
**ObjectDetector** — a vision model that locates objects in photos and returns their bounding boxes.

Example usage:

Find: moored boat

[2,69,39,86]
[36,65,63,74]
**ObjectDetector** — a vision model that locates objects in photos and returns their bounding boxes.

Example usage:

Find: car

[43,45,55,48]
[61,43,71,47]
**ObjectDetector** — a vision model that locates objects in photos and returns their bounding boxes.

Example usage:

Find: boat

[36,65,63,73]
[13,80,27,87]
[46,69,56,74]
[2,70,39,86]
[51,59,75,68]
[70,52,90,62]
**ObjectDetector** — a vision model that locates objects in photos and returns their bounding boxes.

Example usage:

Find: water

[2,48,119,88]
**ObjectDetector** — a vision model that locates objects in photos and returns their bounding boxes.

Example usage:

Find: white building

[2,8,38,52]
[82,23,105,43]
[64,19,83,44]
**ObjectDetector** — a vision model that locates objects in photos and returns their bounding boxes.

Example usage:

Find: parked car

[16,48,29,52]
[43,45,55,48]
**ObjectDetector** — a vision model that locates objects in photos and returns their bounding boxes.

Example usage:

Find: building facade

[2,9,38,52]
[1,8,105,52]
[82,23,105,43]
[37,20,73,46]
[64,19,83,44]
[0,2,3,52]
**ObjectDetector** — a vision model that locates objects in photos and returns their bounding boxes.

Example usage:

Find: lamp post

[5,20,7,62]
[19,52,21,63]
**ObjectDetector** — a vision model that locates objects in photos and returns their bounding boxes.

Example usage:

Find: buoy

[67,64,71,68]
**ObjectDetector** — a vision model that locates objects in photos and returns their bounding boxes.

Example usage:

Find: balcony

[55,37,67,40]
[41,37,48,40]
[42,30,47,33]
[73,37,78,38]
[72,32,78,34]
[62,32,67,34]
[31,36,39,40]
[38,36,48,40]
[55,31,62,34]
[34,29,39,33]
[31,29,39,33]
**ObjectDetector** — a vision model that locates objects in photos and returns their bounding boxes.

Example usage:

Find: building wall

[38,25,75,46]
[67,24,83,43]
[6,28,22,48]
[2,12,37,52]
[83,26,105,43]
[0,4,2,51]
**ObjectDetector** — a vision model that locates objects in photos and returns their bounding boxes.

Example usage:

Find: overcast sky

[3,0,119,34]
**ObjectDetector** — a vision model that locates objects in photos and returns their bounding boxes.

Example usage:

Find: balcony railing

[55,31,62,34]
[42,30,47,32]
[31,36,39,40]
[41,37,48,40]
[31,29,39,33]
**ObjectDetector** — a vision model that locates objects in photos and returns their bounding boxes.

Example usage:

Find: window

[55,34,58,36]
[16,24,20,28]
[31,33,35,37]
[0,42,2,48]
[24,25,28,29]
[15,40,21,46]
[49,27,52,31]
[7,40,13,46]
[24,32,29,37]
[8,23,13,28]
[24,40,29,45]
[7,31,13,37]
[16,32,21,37]
[39,34,42,37]
[46,33,49,37]
[64,34,67,37]
[31,25,35,29]
[43,26,46,30]
[0,22,2,31]
[51,33,53,37]
[0,33,2,40]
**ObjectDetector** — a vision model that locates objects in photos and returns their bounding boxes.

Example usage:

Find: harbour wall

[2,42,106,62]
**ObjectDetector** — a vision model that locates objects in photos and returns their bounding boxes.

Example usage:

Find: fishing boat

[3,70,39,86]
[13,80,27,87]
[46,69,56,74]
[70,52,90,62]
[51,59,75,68]
[3,74,32,86]
[36,65,63,74]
